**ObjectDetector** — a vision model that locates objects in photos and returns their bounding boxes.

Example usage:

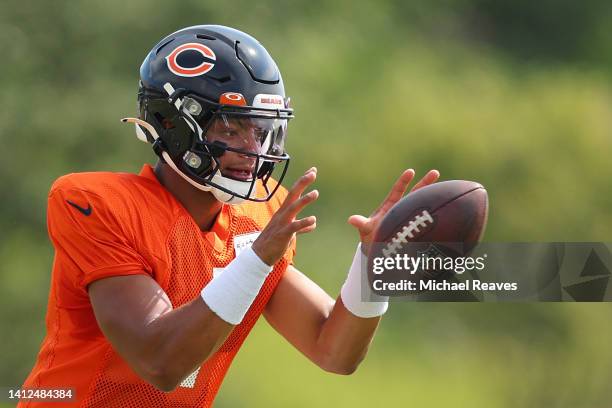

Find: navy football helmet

[123,25,293,204]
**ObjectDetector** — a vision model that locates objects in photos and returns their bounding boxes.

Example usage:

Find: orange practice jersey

[20,164,295,407]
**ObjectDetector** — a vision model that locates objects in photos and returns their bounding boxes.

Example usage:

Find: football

[367,180,489,293]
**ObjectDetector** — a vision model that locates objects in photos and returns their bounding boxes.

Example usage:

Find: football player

[20,25,439,407]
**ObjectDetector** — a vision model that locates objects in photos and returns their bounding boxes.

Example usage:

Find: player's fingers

[347,214,370,230]
[376,169,415,214]
[386,169,415,202]
[285,189,319,218]
[410,169,440,192]
[284,168,317,205]
[296,222,317,235]
[290,216,316,233]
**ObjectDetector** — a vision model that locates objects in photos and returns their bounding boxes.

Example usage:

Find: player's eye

[215,128,239,139]
[254,129,270,142]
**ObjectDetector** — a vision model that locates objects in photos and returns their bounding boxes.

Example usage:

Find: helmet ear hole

[161,118,175,129]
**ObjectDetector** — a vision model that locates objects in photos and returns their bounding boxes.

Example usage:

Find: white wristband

[201,247,273,325]
[340,243,389,318]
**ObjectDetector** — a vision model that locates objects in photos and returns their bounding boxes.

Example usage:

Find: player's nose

[236,131,262,153]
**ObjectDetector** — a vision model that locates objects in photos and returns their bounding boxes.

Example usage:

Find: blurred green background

[1,0,611,407]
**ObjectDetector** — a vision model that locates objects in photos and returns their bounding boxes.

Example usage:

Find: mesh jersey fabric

[19,164,295,408]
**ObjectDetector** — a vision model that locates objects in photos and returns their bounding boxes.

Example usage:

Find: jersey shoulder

[50,170,176,219]
[47,170,179,252]
[51,170,160,200]
[46,171,174,287]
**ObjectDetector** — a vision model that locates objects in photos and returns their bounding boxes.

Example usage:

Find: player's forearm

[90,275,234,392]
[313,297,382,375]
[134,298,233,391]
[310,242,389,374]
[126,247,273,391]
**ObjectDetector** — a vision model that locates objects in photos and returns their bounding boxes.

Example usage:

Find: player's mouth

[223,166,255,181]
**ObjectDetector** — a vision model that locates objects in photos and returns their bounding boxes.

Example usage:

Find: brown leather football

[367,180,488,293]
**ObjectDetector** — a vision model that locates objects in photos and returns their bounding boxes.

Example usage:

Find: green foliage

[1,1,611,406]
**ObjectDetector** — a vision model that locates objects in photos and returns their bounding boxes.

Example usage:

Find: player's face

[204,116,270,181]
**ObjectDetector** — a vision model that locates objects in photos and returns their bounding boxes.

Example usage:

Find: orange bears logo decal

[166,42,216,77]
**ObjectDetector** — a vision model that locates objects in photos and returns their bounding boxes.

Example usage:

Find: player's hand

[252,167,319,266]
[348,169,440,250]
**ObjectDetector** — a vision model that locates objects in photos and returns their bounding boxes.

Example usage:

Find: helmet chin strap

[121,116,254,205]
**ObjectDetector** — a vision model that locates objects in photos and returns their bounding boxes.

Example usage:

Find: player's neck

[154,161,223,232]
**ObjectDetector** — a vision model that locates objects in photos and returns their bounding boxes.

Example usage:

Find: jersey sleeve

[47,180,153,288]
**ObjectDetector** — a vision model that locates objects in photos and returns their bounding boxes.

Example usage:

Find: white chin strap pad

[210,187,243,204]
[207,171,257,204]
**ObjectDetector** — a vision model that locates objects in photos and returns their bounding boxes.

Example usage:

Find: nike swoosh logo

[66,200,92,216]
